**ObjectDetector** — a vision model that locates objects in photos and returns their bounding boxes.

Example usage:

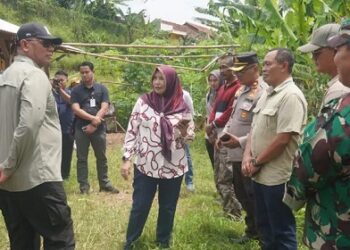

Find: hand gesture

[121,160,131,180]
[176,120,189,137]
[215,138,222,150]
[221,134,240,149]
[83,124,97,135]
[0,169,9,183]
[205,124,213,136]
[91,116,102,127]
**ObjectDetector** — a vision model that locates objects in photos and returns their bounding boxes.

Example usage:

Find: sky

[123,0,211,24]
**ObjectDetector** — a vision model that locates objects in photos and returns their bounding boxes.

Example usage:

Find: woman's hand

[121,160,131,180]
[176,120,190,137]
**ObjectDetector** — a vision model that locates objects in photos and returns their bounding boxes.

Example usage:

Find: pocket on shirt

[261,108,278,130]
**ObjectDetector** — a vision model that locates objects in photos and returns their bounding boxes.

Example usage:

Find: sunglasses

[311,47,330,58]
[26,39,58,49]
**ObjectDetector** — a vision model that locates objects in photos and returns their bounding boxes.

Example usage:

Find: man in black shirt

[71,61,118,194]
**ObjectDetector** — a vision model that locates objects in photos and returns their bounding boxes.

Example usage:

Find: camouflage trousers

[214,147,242,218]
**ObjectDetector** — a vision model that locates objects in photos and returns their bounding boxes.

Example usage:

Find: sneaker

[186,183,195,192]
[100,186,119,194]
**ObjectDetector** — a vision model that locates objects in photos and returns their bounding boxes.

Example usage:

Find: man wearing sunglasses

[217,52,266,243]
[299,23,350,108]
[0,22,75,249]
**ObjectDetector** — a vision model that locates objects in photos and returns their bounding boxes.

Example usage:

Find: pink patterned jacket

[123,98,195,179]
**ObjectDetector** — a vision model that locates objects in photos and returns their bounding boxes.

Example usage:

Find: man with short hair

[299,23,350,107]
[0,22,75,249]
[206,54,242,219]
[242,48,307,250]
[53,70,75,180]
[281,20,350,250]
[71,61,118,194]
[218,52,265,242]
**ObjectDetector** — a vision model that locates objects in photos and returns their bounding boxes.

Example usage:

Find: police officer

[217,52,266,242]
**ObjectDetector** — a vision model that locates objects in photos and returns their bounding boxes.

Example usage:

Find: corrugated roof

[0,18,19,35]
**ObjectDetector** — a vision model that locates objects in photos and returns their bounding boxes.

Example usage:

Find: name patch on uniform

[241,100,253,111]
[90,98,96,107]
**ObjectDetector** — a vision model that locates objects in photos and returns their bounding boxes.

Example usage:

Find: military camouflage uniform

[214,147,242,218]
[284,94,350,249]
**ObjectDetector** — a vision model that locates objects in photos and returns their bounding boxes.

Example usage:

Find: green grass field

[0,133,308,250]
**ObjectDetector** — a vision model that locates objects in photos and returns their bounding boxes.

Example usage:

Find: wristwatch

[251,157,262,168]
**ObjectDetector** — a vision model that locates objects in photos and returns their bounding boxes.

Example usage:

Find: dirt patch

[106,133,125,147]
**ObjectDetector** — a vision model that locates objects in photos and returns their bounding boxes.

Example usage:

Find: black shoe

[230,234,259,244]
[100,186,119,194]
[80,187,90,194]
[156,242,170,249]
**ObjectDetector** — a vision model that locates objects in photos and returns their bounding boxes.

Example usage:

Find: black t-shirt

[71,82,109,130]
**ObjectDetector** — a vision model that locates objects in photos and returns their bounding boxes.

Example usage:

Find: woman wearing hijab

[205,70,221,168]
[121,65,194,249]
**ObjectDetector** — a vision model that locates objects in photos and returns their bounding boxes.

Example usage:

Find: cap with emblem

[16,22,62,45]
[328,18,350,48]
[231,52,259,72]
[298,23,340,53]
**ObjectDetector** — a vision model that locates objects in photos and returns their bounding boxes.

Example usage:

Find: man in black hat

[0,22,75,249]
[217,52,265,243]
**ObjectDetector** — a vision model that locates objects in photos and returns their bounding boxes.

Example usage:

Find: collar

[83,82,95,90]
[14,55,40,68]
[267,77,293,96]
[224,79,239,89]
[327,75,339,87]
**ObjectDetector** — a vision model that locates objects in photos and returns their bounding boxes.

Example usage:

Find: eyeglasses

[26,39,58,49]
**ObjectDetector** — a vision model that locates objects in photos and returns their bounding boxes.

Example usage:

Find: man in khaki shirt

[242,48,307,250]
[0,23,75,249]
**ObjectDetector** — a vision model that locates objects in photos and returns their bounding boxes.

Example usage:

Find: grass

[0,132,308,250]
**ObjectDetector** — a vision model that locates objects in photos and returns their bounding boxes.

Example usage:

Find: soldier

[284,18,350,249]
[298,23,350,108]
[206,53,242,219]
[242,48,307,250]
[217,52,265,242]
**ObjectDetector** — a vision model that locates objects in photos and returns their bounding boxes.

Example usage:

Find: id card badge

[90,98,96,107]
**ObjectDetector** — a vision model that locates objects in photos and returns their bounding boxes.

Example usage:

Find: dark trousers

[75,128,111,190]
[205,139,215,169]
[184,144,194,185]
[232,162,257,236]
[61,133,74,180]
[0,182,75,250]
[125,167,183,249]
[253,181,297,250]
